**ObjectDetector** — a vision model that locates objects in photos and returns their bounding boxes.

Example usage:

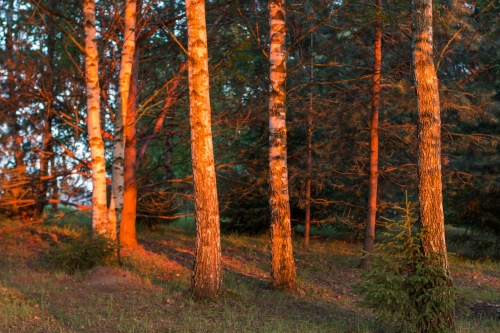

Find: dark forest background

[1,0,500,254]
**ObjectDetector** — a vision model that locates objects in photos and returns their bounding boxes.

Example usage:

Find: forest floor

[0,212,500,333]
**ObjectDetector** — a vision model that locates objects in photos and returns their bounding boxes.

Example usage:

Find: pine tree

[361,0,383,270]
[110,0,137,244]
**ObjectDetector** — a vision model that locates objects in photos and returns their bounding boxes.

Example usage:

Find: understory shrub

[44,229,118,274]
[356,194,456,333]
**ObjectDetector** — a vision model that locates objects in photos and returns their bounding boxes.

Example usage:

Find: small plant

[356,193,456,333]
[44,228,118,274]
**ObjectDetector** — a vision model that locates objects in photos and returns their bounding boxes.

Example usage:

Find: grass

[0,212,499,332]
[42,206,92,229]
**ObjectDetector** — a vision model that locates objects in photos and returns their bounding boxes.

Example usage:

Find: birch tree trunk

[186,0,222,299]
[110,0,137,241]
[121,0,142,248]
[268,0,297,292]
[412,0,455,329]
[361,0,382,271]
[83,0,108,233]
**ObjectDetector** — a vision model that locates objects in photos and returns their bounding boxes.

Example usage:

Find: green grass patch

[0,214,499,332]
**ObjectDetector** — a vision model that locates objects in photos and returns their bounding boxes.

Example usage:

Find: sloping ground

[0,223,499,332]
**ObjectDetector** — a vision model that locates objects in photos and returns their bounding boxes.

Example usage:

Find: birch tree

[268,0,297,291]
[412,0,455,329]
[185,0,223,299]
[83,0,108,232]
[110,0,137,242]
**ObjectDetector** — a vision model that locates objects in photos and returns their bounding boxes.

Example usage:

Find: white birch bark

[83,0,108,233]
[186,0,223,299]
[268,0,296,291]
[109,0,137,240]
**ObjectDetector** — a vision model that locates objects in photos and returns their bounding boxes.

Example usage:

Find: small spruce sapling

[356,193,455,333]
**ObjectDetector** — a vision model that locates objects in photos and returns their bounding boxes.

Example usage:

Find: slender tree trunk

[110,0,137,240]
[6,0,24,177]
[186,0,222,299]
[50,150,58,211]
[361,0,382,271]
[304,33,313,248]
[136,63,187,165]
[163,109,175,181]
[83,0,108,232]
[34,4,56,218]
[268,0,297,291]
[120,48,139,247]
[412,0,455,330]
[120,0,142,248]
[35,117,53,216]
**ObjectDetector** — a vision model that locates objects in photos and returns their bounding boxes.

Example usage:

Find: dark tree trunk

[34,1,57,218]
[304,33,313,248]
[6,0,23,173]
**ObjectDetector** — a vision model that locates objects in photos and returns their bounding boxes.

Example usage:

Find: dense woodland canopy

[2,0,499,244]
[1,0,500,331]
[0,0,500,317]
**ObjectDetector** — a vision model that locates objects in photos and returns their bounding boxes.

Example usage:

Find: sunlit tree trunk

[304,33,313,248]
[83,0,108,232]
[186,0,222,299]
[412,0,455,330]
[268,0,297,291]
[110,0,137,241]
[361,0,382,271]
[120,0,142,248]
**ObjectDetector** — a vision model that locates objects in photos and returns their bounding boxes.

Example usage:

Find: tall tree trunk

[186,0,222,299]
[110,0,137,240]
[304,33,313,248]
[121,3,141,247]
[136,63,187,165]
[35,117,53,216]
[83,0,108,232]
[268,0,297,291]
[163,110,175,181]
[6,0,24,177]
[361,0,382,271]
[34,2,57,218]
[412,0,455,330]
[50,150,58,211]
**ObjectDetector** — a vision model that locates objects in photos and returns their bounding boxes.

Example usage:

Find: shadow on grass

[134,230,378,332]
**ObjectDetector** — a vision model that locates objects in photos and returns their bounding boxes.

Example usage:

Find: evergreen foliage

[44,229,119,274]
[356,194,456,333]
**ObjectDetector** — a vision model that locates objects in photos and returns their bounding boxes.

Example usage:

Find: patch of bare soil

[85,266,139,289]
[469,301,500,320]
